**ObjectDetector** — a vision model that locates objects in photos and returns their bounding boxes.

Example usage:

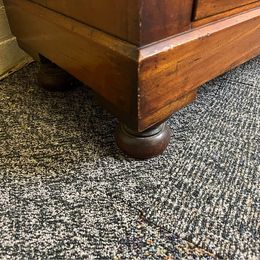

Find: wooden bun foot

[37,57,78,91]
[116,123,171,159]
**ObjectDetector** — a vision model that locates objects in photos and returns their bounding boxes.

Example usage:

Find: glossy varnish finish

[4,0,260,158]
[139,0,193,45]
[194,0,258,19]
[139,8,260,129]
[30,0,193,46]
[5,0,140,128]
[31,0,140,45]
[192,1,260,27]
[116,123,171,159]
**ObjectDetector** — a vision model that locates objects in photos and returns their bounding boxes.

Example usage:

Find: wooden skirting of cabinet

[139,8,260,129]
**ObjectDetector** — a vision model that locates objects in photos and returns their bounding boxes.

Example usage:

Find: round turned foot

[37,59,78,91]
[116,123,171,159]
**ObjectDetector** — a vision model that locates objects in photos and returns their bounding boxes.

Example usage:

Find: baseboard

[0,3,32,79]
[0,36,33,79]
[0,5,11,39]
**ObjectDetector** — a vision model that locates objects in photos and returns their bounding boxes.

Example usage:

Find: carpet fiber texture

[0,56,259,259]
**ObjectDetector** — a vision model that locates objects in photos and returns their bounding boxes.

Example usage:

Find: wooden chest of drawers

[4,0,260,158]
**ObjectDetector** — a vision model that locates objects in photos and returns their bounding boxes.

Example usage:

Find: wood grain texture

[30,0,140,45]
[139,0,193,45]
[139,7,260,130]
[4,0,139,128]
[193,1,260,27]
[29,0,193,46]
[194,0,258,20]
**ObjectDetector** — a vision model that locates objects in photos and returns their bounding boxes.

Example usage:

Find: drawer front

[194,0,258,20]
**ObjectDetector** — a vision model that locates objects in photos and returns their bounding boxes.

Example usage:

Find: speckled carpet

[0,56,259,259]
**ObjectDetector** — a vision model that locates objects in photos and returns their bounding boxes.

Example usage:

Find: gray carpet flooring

[0,56,259,259]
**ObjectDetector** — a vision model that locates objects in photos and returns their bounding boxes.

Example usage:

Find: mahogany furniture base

[116,123,171,159]
[4,0,260,159]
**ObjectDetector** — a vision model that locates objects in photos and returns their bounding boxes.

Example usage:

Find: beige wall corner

[0,3,33,80]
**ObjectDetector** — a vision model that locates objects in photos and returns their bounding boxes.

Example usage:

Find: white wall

[0,1,32,80]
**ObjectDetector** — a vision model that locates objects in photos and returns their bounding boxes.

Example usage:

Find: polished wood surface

[4,0,260,157]
[139,8,260,129]
[116,122,171,159]
[192,2,260,27]
[30,0,193,46]
[139,0,193,45]
[194,0,258,19]
[31,0,140,45]
[5,0,139,128]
